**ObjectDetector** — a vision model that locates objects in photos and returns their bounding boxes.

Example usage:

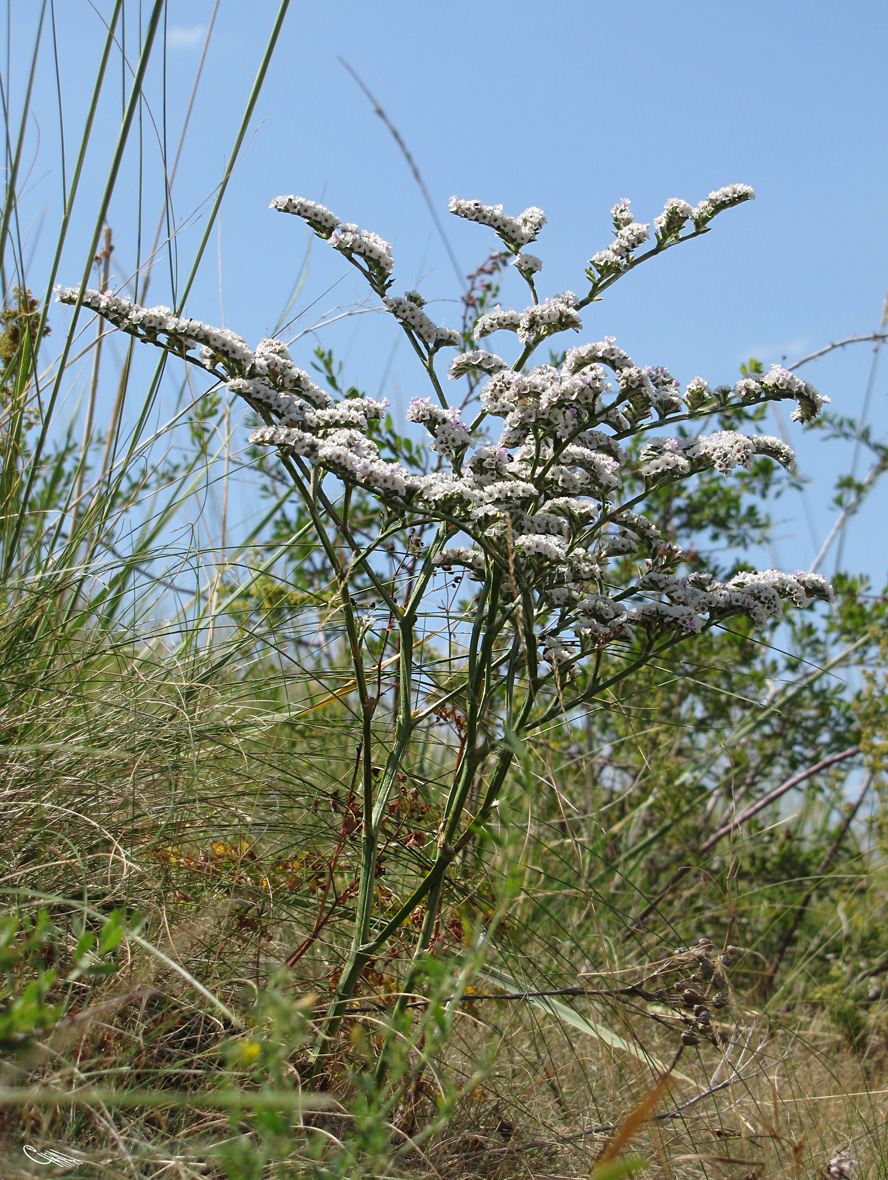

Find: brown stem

[760,773,872,996]
[787,332,888,372]
[284,744,362,968]
[284,876,360,969]
[632,745,860,928]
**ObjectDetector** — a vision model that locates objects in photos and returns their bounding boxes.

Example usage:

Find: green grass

[2,7,887,1179]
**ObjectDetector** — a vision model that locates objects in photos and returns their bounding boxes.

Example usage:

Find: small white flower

[329,223,394,278]
[611,198,634,229]
[692,183,755,226]
[433,546,485,573]
[448,350,508,379]
[270,195,341,235]
[824,1149,857,1178]
[563,339,632,375]
[517,292,581,344]
[386,294,457,348]
[473,305,523,341]
[653,197,694,238]
[511,252,543,275]
[684,376,711,409]
[449,197,547,249]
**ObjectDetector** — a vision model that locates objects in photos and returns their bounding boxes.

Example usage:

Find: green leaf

[478,965,693,1083]
[591,1157,647,1180]
[72,929,96,960]
[98,909,126,954]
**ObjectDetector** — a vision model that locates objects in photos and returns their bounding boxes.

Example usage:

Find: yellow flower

[238,1040,262,1067]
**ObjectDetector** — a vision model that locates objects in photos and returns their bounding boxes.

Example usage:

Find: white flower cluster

[517,292,581,344]
[590,221,651,274]
[734,363,828,422]
[58,182,833,684]
[564,337,631,374]
[245,337,331,406]
[385,292,460,348]
[476,360,609,444]
[691,183,755,227]
[406,397,473,456]
[472,305,522,340]
[639,430,796,479]
[541,634,579,679]
[729,567,832,606]
[684,375,712,411]
[449,197,546,251]
[448,350,508,379]
[271,195,393,289]
[511,252,543,276]
[566,566,834,644]
[590,185,754,277]
[249,422,414,496]
[824,1150,857,1179]
[56,286,256,369]
[654,198,695,241]
[432,546,486,574]
[611,199,634,230]
[269,195,340,235]
[474,292,581,345]
[618,365,683,421]
[329,223,393,277]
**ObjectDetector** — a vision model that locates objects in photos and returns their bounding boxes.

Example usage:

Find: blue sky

[8,0,888,585]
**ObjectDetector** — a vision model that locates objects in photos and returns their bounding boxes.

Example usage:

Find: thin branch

[333,982,670,1016]
[762,772,873,993]
[809,452,888,572]
[701,745,861,853]
[786,332,888,372]
[632,745,860,927]
[458,1067,768,1161]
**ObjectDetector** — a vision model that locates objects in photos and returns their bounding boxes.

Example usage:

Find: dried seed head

[711,991,729,1009]
[681,1030,700,1046]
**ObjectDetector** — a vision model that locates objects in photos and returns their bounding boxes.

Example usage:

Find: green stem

[576,225,712,312]
[283,454,405,618]
[371,573,519,1080]
[534,629,689,730]
[309,538,449,1066]
[3,0,147,580]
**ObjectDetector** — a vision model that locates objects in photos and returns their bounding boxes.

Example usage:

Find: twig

[698,746,860,855]
[809,453,888,573]
[335,981,665,1016]
[71,224,113,533]
[632,746,860,928]
[761,772,872,994]
[457,1066,766,1162]
[787,332,888,372]
[284,742,363,968]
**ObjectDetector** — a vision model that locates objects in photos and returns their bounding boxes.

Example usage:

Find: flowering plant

[59,181,833,1063]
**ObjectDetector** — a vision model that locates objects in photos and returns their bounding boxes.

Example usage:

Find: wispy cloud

[167,25,204,50]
